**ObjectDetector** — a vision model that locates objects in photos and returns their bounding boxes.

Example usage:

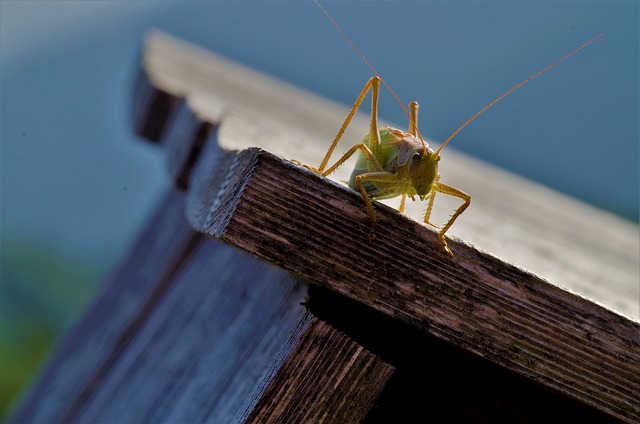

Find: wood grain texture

[7,191,199,423]
[141,31,638,321]
[185,146,640,423]
[9,190,320,423]
[8,185,394,423]
[68,237,309,423]
[245,315,395,424]
[309,286,623,423]
[123,31,638,422]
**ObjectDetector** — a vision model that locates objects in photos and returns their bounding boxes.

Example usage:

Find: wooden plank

[66,237,310,423]
[7,191,199,423]
[135,71,220,190]
[132,71,183,143]
[184,146,640,423]
[13,190,361,423]
[141,30,638,321]
[244,315,395,423]
[309,286,623,423]
[134,31,639,421]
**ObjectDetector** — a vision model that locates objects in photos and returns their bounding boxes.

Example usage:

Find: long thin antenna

[435,32,604,155]
[313,0,426,148]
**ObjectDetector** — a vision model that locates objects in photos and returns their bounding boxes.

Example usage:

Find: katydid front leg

[430,182,471,255]
[354,171,403,241]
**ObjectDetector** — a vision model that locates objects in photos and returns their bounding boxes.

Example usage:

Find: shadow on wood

[7,31,639,424]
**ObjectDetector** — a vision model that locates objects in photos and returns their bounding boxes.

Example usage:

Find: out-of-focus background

[1,0,637,417]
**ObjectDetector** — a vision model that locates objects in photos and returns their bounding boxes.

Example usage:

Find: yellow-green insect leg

[321,143,383,177]
[318,76,381,174]
[399,193,407,213]
[424,191,439,229]
[367,77,383,159]
[354,171,401,241]
[432,182,471,255]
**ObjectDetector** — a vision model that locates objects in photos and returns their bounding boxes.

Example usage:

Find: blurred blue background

[1,0,637,416]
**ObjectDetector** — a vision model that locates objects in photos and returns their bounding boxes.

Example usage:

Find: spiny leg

[430,182,471,256]
[423,175,439,229]
[354,172,402,241]
[318,76,382,174]
[321,143,383,177]
[424,191,439,229]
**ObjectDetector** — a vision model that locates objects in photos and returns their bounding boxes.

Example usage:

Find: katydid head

[409,148,440,199]
[315,0,602,185]
[397,135,440,199]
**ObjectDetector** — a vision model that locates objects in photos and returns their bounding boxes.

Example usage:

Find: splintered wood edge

[245,314,394,423]
[185,146,640,423]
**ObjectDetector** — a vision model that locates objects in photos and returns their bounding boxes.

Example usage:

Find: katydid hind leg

[367,77,383,158]
[318,76,382,174]
[322,143,384,177]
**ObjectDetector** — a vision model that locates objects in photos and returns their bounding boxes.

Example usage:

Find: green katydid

[304,0,603,256]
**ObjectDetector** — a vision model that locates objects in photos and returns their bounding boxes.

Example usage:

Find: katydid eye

[412,153,421,161]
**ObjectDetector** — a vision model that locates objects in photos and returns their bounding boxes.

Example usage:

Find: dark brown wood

[133,71,183,143]
[309,286,623,423]
[12,192,377,423]
[245,315,395,423]
[140,31,639,322]
[184,146,640,423]
[12,30,637,424]
[135,71,221,190]
[133,31,638,422]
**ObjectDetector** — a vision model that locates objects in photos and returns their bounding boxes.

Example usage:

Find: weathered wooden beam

[132,31,639,422]
[7,192,200,423]
[140,30,639,322]
[308,286,624,423]
[17,27,640,424]
[244,315,394,423]
[62,234,309,424]
[184,144,640,422]
[12,191,396,423]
